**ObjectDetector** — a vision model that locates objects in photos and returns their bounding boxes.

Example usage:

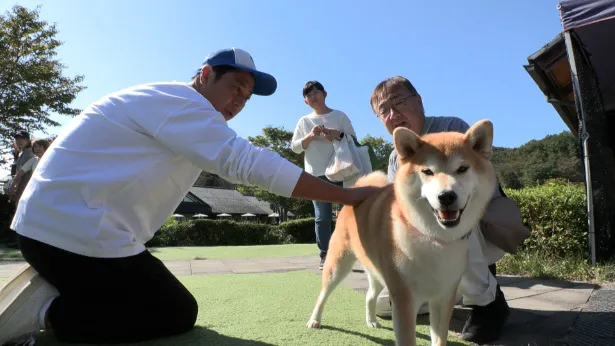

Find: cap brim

[226,64,277,96]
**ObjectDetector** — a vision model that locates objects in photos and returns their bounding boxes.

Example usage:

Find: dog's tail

[353,171,390,188]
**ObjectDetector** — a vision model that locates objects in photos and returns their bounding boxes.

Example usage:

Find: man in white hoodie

[0,48,380,345]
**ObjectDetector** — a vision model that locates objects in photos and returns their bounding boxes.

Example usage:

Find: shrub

[504,180,588,258]
[146,219,283,247]
[146,217,326,247]
[276,217,317,243]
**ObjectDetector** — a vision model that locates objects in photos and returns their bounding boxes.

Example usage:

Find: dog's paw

[366,320,381,328]
[306,319,322,328]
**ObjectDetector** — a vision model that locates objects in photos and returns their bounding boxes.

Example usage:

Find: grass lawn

[148,244,318,261]
[35,271,469,346]
[0,244,319,262]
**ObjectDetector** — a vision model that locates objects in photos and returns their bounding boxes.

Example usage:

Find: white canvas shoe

[0,264,59,345]
[375,287,463,318]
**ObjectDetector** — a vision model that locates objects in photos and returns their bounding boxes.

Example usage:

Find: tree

[0,5,85,147]
[359,135,394,173]
[235,125,313,221]
[194,171,235,189]
[490,131,584,188]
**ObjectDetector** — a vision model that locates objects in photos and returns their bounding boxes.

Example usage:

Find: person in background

[291,81,358,269]
[9,139,51,197]
[2,130,35,247]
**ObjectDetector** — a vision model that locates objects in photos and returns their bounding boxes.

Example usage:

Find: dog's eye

[456,165,469,174]
[421,168,434,176]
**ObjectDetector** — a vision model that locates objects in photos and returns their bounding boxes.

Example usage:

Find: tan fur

[306,120,497,346]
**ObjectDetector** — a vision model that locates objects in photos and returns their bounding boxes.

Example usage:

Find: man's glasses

[376,94,419,119]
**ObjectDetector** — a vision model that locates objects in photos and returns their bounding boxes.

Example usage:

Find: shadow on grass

[175,326,276,346]
[322,325,467,346]
[321,325,397,345]
[37,326,276,346]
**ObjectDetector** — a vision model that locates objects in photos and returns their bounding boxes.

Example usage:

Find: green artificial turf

[0,244,318,262]
[35,271,469,345]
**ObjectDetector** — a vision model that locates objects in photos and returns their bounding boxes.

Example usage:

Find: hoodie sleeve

[291,117,308,154]
[340,112,357,139]
[146,102,303,198]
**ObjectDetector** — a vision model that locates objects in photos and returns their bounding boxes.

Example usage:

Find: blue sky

[3,0,568,150]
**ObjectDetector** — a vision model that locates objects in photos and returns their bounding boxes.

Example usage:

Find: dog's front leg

[365,270,384,328]
[390,290,417,346]
[427,283,459,346]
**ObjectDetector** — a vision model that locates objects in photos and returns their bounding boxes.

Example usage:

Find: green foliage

[504,180,588,258]
[492,131,583,188]
[194,172,235,189]
[0,5,86,146]
[497,250,615,283]
[276,217,335,244]
[146,217,320,247]
[146,219,286,247]
[359,135,394,173]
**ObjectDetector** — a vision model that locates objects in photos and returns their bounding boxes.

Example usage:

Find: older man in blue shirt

[371,76,510,344]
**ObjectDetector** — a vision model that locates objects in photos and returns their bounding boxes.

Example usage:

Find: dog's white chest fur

[393,221,469,300]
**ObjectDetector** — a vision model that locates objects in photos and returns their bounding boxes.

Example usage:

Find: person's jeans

[313,176,343,258]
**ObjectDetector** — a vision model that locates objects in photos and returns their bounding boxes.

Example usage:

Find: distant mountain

[491,131,584,189]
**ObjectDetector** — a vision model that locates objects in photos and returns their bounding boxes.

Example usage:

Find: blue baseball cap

[198,48,277,96]
[11,129,29,139]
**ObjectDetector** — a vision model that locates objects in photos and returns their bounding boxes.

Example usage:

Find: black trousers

[18,235,198,344]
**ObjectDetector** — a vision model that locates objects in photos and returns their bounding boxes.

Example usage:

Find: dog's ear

[393,127,423,160]
[465,119,493,159]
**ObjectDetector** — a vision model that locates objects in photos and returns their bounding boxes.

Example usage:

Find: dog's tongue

[438,210,459,220]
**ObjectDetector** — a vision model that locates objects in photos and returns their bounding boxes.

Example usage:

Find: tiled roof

[189,187,268,214]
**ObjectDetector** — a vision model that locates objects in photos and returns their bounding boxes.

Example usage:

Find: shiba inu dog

[306,119,497,346]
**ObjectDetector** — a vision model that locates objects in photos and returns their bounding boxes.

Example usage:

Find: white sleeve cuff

[268,160,303,198]
[291,139,305,153]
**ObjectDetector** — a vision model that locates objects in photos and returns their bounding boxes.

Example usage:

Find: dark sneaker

[461,284,510,344]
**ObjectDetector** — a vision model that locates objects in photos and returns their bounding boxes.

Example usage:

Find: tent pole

[564,31,596,266]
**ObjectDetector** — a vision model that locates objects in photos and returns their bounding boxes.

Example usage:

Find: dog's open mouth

[433,209,464,227]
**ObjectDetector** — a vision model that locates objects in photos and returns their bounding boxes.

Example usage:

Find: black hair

[302,80,326,98]
[192,65,242,82]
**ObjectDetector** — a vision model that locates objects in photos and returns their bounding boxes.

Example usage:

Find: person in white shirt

[9,138,50,197]
[0,48,380,345]
[291,81,358,269]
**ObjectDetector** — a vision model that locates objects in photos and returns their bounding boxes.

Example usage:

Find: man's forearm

[291,171,347,204]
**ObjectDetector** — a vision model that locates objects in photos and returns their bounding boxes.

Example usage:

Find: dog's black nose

[438,191,457,206]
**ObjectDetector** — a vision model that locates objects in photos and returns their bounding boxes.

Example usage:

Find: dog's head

[393,119,496,241]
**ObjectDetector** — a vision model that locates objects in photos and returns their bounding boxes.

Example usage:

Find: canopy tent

[524,0,615,264]
[560,0,615,116]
